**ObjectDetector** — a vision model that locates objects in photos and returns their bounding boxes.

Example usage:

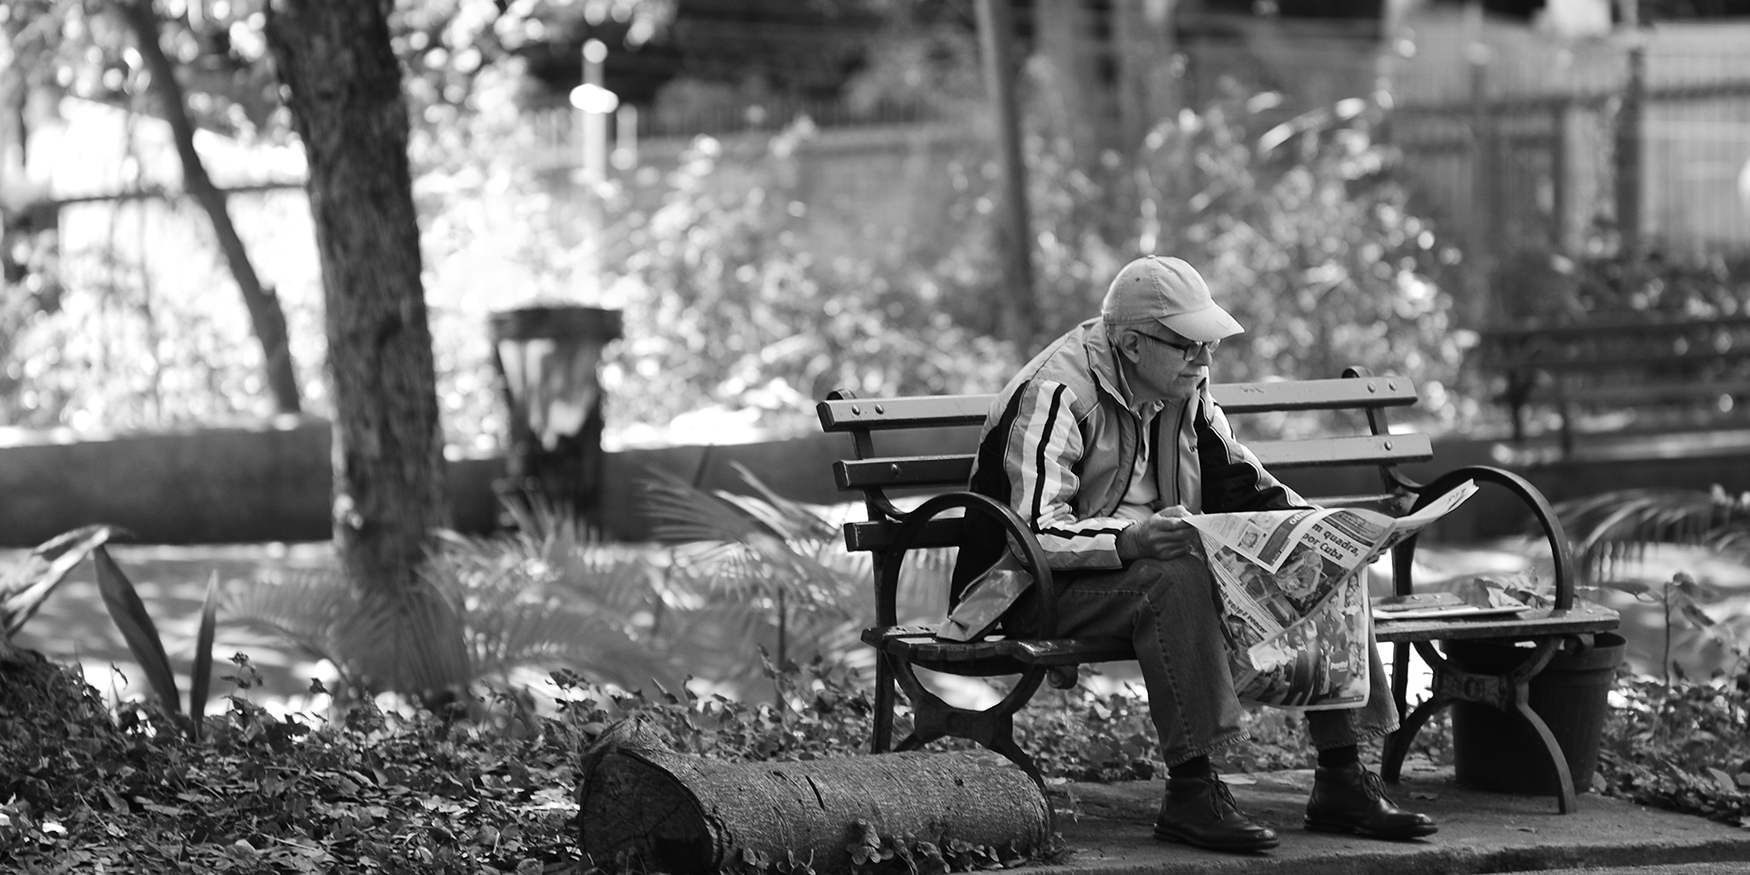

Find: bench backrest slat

[833,435,1431,494]
[1210,376,1418,413]
[817,376,1419,434]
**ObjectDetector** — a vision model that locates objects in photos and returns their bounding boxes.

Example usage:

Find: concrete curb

[1035,765,1750,875]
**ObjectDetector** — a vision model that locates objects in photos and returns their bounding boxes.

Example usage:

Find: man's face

[1123,326,1217,401]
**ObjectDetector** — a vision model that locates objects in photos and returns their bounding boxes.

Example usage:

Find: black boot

[1153,773,1280,853]
[1304,761,1438,840]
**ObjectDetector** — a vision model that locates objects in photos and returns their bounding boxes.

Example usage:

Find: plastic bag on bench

[937,550,1032,642]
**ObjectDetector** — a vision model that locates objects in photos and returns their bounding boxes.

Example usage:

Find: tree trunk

[1036,0,1113,164]
[1112,0,1182,150]
[264,0,465,698]
[114,0,302,416]
[578,721,1052,874]
[974,0,1037,346]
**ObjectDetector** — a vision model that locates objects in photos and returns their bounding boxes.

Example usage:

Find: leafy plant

[1597,671,1750,827]
[1556,485,1750,684]
[91,547,221,740]
[222,522,683,704]
[0,525,115,659]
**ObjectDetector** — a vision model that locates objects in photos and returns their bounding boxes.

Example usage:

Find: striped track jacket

[950,319,1306,596]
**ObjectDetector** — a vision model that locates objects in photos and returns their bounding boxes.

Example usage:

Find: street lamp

[570,39,616,183]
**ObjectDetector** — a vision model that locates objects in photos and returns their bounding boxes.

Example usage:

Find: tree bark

[263,0,465,698]
[973,0,1037,346]
[578,721,1052,875]
[114,0,302,416]
[1112,0,1183,150]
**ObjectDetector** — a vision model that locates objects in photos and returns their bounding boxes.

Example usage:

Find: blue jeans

[1006,555,1399,766]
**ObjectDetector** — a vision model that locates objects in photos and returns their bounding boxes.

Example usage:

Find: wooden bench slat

[818,376,1421,434]
[1211,377,1419,413]
[832,435,1432,496]
[861,626,1136,667]
[1248,434,1432,469]
[834,455,973,491]
[818,395,992,432]
[1374,603,1619,643]
[843,517,963,552]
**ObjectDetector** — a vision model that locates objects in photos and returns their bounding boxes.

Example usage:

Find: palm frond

[336,581,472,699]
[639,466,775,545]
[723,461,839,542]
[546,543,666,615]
[1555,486,1750,582]
[221,570,357,672]
[462,597,682,694]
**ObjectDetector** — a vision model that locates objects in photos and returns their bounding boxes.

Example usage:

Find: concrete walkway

[1039,762,1750,875]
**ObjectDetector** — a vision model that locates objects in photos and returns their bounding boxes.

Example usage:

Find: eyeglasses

[1138,332,1218,362]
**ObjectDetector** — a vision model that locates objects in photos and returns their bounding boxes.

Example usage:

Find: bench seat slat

[861,626,1136,668]
[1374,603,1619,643]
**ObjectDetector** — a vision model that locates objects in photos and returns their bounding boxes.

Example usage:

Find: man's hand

[1116,505,1203,563]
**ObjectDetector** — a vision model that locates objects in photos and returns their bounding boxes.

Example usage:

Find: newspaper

[1185,479,1478,710]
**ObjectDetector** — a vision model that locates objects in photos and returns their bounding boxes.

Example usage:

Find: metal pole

[582,39,609,184]
[975,0,1037,345]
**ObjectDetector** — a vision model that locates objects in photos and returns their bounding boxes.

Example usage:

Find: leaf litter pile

[1,652,580,874]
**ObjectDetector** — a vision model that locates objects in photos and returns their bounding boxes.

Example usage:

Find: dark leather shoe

[1305,762,1438,840]
[1153,774,1280,853]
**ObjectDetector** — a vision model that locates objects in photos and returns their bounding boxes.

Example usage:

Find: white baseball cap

[1100,256,1243,342]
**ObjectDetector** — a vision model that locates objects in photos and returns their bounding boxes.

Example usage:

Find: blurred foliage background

[2,0,1747,450]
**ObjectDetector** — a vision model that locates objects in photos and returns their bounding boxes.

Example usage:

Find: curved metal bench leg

[1382,691,1447,783]
[1515,697,1579,814]
[888,659,1050,786]
[872,656,896,754]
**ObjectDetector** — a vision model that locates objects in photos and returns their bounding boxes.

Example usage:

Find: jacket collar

[1082,320,1131,409]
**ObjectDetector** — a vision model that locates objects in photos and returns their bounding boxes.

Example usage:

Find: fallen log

[577,719,1052,874]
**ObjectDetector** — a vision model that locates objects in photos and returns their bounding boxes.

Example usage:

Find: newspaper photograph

[1185,479,1479,710]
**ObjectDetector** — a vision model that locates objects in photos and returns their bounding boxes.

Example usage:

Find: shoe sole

[1153,824,1280,852]
[1304,817,1439,840]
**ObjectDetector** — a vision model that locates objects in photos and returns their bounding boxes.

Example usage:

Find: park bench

[1479,312,1750,455]
[817,368,1620,814]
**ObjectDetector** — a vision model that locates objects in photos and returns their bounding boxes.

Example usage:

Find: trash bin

[489,305,622,524]
[1445,632,1626,795]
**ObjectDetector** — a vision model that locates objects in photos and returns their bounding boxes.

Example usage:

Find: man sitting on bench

[954,255,1437,852]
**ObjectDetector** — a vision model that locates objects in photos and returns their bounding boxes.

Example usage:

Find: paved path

[1040,764,1750,875]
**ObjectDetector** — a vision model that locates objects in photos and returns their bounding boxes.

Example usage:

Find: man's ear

[1115,329,1142,362]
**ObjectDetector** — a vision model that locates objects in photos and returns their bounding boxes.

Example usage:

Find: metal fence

[1386,40,1750,263]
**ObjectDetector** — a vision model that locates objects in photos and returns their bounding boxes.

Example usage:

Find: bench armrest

[876,492,1059,635]
[1403,465,1579,610]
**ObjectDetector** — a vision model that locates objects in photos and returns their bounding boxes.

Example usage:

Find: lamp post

[571,39,617,184]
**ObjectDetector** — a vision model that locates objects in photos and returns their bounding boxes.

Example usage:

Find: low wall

[1,420,1746,548]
